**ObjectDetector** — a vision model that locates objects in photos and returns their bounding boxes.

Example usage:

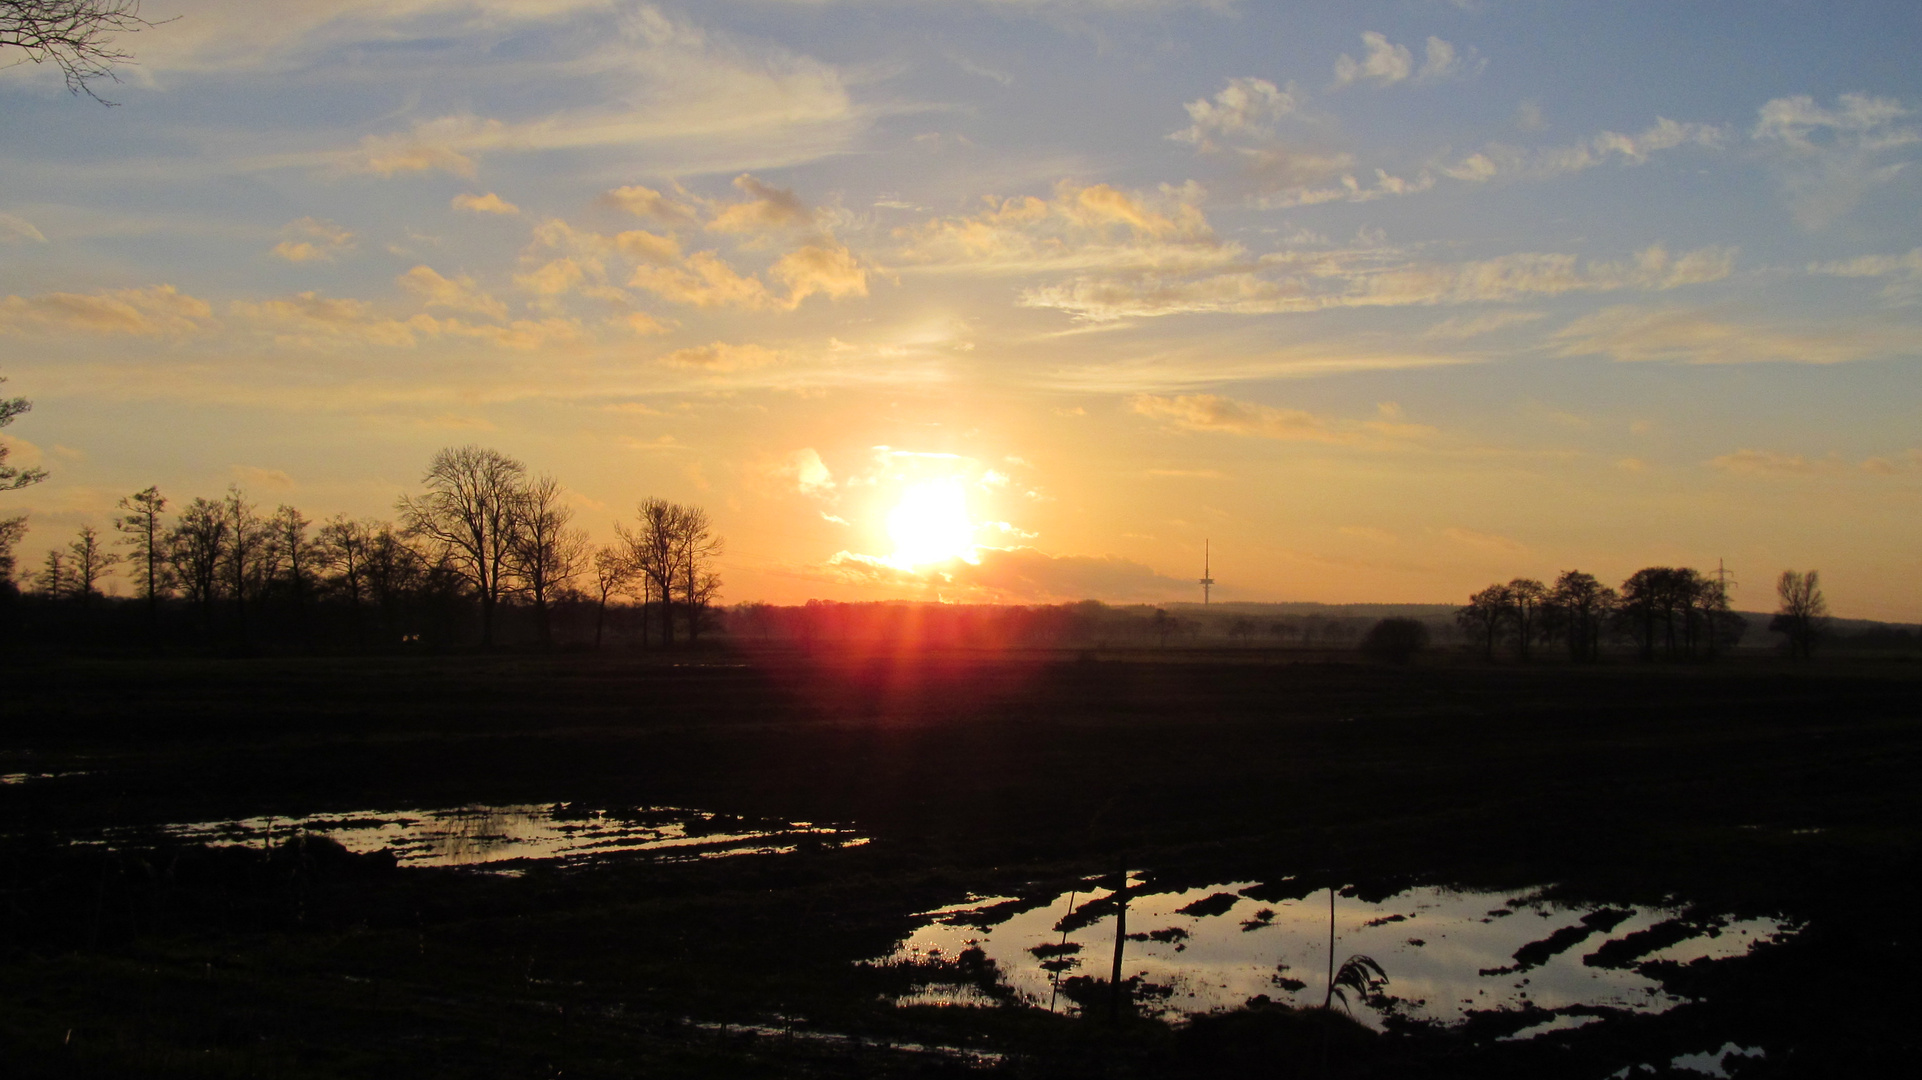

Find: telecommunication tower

[1199,539,1216,605]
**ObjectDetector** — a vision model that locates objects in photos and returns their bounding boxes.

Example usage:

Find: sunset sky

[3,1,1920,618]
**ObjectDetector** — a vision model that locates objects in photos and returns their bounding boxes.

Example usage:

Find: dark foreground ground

[1,648,1917,1078]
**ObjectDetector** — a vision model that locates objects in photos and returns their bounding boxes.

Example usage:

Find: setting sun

[886,479,979,569]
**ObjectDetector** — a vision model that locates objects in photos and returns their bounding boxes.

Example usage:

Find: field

[2,647,1918,1078]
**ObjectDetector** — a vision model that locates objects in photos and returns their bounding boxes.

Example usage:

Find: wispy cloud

[1752,92,1917,228]
[0,285,214,336]
[1554,305,1922,365]
[451,192,520,216]
[271,217,355,263]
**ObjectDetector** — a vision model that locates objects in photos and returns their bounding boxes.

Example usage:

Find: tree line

[1456,566,1830,662]
[0,444,723,654]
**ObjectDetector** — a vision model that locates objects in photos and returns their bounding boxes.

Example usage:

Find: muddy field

[2,648,1917,1078]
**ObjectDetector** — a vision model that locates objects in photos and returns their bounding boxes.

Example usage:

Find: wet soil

[1,648,1918,1077]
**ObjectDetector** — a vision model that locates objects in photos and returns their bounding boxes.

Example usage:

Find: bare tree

[1506,578,1548,661]
[589,545,633,651]
[0,1,161,103]
[618,498,680,648]
[221,485,267,626]
[675,504,723,643]
[114,485,168,624]
[263,504,317,606]
[1457,583,1510,660]
[1771,570,1829,660]
[1548,570,1614,662]
[509,474,587,649]
[167,496,227,630]
[397,445,527,648]
[617,498,722,648]
[65,523,118,603]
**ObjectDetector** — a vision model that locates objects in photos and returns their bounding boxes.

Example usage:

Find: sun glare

[886,479,979,568]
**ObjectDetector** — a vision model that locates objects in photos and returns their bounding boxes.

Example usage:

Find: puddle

[1,771,90,785]
[879,877,1791,1034]
[104,804,867,868]
[1617,1043,1766,1078]
[683,1017,1003,1066]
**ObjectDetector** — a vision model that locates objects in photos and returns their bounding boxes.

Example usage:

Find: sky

[2,0,1920,619]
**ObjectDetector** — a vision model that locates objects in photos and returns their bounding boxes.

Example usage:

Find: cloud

[1170,77,1301,151]
[897,179,1228,277]
[515,258,589,297]
[659,341,785,371]
[230,292,426,348]
[1859,449,1922,475]
[772,242,869,303]
[1752,93,1917,228]
[706,174,812,234]
[1333,31,1413,87]
[777,447,835,495]
[320,10,863,180]
[1710,449,1829,476]
[616,229,682,263]
[602,185,700,225]
[0,213,47,244]
[1024,243,1733,321]
[451,192,520,215]
[349,115,492,177]
[1443,527,1528,555]
[630,251,778,309]
[1417,36,1462,81]
[271,216,355,262]
[232,287,581,353]
[398,265,508,319]
[1131,393,1347,443]
[0,285,213,336]
[1808,247,1922,302]
[1442,117,1726,185]
[230,465,295,490]
[1553,305,1922,365]
[1423,310,1546,339]
[825,545,1196,604]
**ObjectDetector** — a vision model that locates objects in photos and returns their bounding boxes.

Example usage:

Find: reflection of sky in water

[884,878,1789,1032]
[130,805,866,867]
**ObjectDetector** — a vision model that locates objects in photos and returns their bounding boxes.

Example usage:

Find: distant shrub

[1359,618,1429,663]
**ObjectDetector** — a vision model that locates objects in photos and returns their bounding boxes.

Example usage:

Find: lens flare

[886,479,978,568]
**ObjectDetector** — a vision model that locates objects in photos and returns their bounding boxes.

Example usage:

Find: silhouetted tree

[1,375,47,492]
[34,548,69,597]
[0,1,160,102]
[167,496,230,634]
[1457,583,1510,659]
[363,524,431,636]
[65,524,118,604]
[1548,570,1615,662]
[219,485,269,631]
[1771,570,1828,660]
[398,446,527,648]
[0,515,24,595]
[589,545,633,651]
[1506,578,1548,660]
[114,486,168,628]
[1359,617,1428,663]
[674,504,722,643]
[1,376,44,595]
[619,498,720,648]
[509,474,587,649]
[263,504,318,609]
